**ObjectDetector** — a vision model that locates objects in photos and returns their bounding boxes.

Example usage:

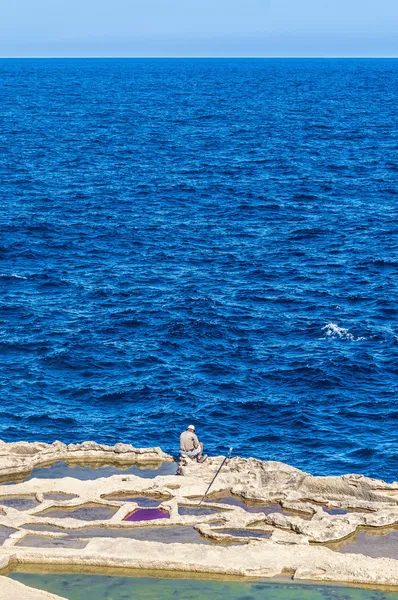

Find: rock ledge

[1,442,398,597]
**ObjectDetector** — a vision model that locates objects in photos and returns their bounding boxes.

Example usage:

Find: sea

[0,58,397,481]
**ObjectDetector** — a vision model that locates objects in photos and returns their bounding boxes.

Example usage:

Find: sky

[1,0,398,58]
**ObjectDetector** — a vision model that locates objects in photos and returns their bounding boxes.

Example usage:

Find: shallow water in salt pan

[0,525,17,545]
[178,506,219,516]
[101,495,164,507]
[9,461,178,484]
[322,507,350,516]
[0,497,38,511]
[17,535,87,549]
[2,462,177,486]
[124,507,170,522]
[9,572,398,600]
[82,525,210,544]
[336,529,398,560]
[207,496,295,515]
[22,523,212,544]
[43,493,79,502]
[215,528,272,539]
[40,505,117,521]
[207,495,280,511]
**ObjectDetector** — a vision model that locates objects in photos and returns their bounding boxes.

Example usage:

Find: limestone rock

[0,576,66,599]
[0,443,397,589]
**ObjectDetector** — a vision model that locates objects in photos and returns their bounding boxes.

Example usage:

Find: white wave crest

[0,273,27,279]
[322,323,365,341]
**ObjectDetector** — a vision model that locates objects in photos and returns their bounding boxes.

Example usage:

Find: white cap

[187,424,195,431]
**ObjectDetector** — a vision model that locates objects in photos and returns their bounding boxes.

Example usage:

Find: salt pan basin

[9,572,398,600]
[5,460,177,484]
[124,507,170,522]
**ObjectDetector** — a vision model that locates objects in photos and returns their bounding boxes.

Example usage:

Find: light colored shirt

[180,430,199,452]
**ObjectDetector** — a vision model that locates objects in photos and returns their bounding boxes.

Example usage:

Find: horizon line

[1,55,398,60]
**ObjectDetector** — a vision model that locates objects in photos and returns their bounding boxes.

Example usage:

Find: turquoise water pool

[9,573,398,600]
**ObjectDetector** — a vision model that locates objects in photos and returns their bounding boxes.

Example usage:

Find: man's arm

[192,433,199,449]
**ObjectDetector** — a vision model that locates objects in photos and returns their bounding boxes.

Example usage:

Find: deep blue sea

[1,59,397,481]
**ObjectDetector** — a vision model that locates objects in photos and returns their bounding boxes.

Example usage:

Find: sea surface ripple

[0,59,397,480]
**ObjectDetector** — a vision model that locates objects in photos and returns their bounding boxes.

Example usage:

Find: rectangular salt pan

[124,508,170,522]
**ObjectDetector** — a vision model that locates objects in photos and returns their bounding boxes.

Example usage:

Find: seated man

[180,424,207,463]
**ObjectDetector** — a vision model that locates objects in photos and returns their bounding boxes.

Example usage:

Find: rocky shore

[1,441,398,599]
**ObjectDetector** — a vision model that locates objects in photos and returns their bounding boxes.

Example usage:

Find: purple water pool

[124,508,170,522]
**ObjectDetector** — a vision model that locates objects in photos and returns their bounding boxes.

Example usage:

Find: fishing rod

[198,447,233,506]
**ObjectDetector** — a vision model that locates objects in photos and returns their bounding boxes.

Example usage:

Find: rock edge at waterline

[0,440,173,484]
[1,440,398,596]
[0,573,65,600]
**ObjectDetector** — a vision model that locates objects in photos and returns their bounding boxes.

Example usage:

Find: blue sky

[1,0,398,57]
